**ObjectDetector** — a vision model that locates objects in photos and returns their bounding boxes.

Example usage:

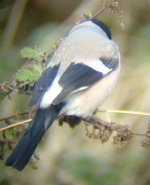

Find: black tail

[6,105,59,170]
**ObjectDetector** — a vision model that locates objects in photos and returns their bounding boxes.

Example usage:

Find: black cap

[90,19,112,40]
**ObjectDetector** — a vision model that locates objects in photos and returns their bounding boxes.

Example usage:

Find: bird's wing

[29,64,60,107]
[53,57,119,105]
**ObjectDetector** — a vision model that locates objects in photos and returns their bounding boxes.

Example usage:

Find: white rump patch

[40,77,62,108]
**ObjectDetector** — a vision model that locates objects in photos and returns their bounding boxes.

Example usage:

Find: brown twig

[92,1,110,18]
[82,116,113,129]
[0,108,35,123]
[0,139,15,144]
[0,119,32,132]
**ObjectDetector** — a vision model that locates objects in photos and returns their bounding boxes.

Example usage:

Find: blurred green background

[0,0,150,185]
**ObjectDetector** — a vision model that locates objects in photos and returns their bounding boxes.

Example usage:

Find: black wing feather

[29,64,60,107]
[53,63,103,104]
[100,57,119,69]
[59,63,103,89]
[53,57,119,104]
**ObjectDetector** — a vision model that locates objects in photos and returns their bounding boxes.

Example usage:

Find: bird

[6,18,121,170]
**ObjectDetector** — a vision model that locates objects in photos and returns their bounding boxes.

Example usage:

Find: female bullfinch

[6,19,121,170]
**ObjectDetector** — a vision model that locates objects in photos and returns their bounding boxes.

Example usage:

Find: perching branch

[0,108,150,148]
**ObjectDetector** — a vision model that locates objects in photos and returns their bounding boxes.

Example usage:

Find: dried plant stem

[92,1,110,18]
[0,109,35,123]
[83,116,113,129]
[0,119,32,132]
[99,110,150,117]
[132,133,146,136]
[0,139,14,144]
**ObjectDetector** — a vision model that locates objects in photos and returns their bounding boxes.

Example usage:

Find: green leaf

[16,68,35,81]
[20,47,43,59]
[16,63,43,82]
[32,63,43,76]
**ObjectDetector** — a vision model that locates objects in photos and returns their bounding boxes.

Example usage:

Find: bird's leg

[58,115,81,128]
